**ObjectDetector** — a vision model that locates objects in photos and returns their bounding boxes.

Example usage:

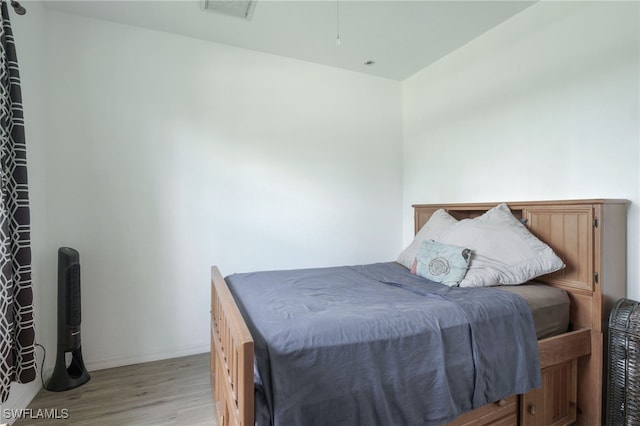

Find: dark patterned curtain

[0,0,35,403]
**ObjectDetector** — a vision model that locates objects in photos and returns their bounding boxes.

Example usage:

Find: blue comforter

[226,262,541,426]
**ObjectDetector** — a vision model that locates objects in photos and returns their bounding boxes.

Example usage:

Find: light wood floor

[15,353,217,426]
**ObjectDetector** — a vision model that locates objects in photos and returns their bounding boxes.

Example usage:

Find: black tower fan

[45,247,90,391]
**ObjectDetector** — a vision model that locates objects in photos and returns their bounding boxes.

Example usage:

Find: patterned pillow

[397,209,458,270]
[412,240,471,287]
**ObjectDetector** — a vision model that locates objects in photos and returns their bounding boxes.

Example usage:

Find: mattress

[495,282,570,339]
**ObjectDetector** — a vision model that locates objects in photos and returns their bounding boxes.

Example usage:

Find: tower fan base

[45,347,90,392]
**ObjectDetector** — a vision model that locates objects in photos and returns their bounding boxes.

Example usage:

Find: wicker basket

[607,298,640,425]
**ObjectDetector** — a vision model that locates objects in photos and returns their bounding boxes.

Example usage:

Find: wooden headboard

[412,199,628,424]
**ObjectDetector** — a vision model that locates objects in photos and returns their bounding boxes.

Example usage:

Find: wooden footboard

[211,266,254,426]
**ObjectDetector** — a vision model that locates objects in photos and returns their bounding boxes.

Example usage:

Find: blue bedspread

[226,262,541,426]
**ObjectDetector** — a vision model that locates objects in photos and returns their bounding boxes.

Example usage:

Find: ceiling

[42,1,535,81]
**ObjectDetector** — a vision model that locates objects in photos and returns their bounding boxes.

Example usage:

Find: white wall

[35,10,403,372]
[403,1,640,299]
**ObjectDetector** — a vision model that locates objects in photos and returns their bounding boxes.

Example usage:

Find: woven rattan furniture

[607,298,640,425]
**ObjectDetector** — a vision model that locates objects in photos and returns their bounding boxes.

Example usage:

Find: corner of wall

[0,381,42,424]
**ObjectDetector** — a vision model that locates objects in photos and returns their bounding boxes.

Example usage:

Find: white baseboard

[85,344,210,372]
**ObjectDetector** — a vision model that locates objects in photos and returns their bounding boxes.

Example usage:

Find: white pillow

[397,209,458,269]
[437,203,565,287]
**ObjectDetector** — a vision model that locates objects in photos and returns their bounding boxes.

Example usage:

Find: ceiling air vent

[201,0,257,20]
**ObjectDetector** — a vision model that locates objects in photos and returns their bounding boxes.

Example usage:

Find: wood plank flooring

[14,353,217,426]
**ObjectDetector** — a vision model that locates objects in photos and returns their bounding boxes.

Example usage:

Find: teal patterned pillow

[412,240,471,287]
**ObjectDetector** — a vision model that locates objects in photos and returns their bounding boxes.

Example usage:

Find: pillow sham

[397,209,458,270]
[412,240,471,287]
[437,203,565,287]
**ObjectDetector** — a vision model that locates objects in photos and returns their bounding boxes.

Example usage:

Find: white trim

[85,344,210,372]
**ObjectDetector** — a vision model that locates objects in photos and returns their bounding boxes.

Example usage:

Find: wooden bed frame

[211,199,628,426]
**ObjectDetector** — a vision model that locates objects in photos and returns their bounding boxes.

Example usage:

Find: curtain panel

[0,0,35,403]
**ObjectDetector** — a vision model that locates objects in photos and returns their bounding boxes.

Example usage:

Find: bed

[210,199,628,426]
